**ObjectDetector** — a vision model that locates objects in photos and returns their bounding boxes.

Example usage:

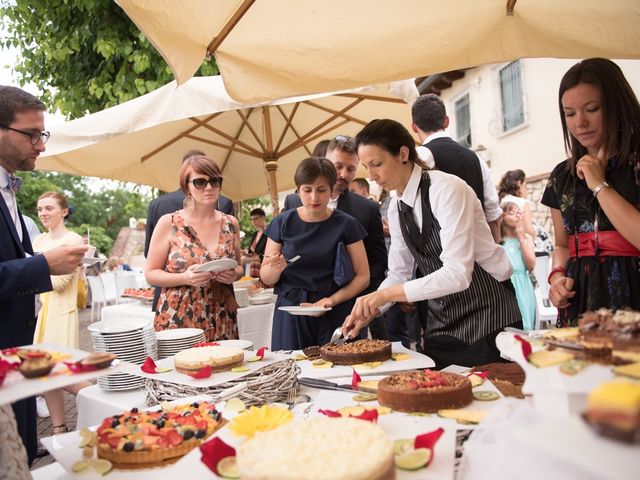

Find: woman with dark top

[342,119,522,369]
[261,157,370,350]
[542,58,640,326]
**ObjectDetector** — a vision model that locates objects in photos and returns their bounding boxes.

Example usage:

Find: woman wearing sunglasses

[146,155,243,342]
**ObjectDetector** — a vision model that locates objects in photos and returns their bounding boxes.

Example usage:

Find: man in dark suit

[144,149,235,310]
[411,94,502,242]
[283,136,388,339]
[0,85,87,464]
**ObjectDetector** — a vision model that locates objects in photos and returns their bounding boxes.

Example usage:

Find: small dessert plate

[81,257,102,266]
[278,306,332,315]
[194,258,238,273]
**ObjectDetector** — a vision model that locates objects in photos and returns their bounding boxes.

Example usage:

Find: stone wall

[526,173,554,244]
[110,227,146,261]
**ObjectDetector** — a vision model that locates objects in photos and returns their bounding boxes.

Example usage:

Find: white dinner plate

[215,339,254,350]
[87,319,151,334]
[155,328,205,340]
[248,294,274,305]
[278,306,332,315]
[193,258,238,273]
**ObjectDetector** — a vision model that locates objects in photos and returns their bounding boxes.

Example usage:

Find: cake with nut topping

[319,339,391,365]
[377,369,472,413]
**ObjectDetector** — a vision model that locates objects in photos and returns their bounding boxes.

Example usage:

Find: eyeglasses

[0,125,50,145]
[190,177,222,189]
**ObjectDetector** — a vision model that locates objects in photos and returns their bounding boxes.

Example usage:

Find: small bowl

[19,356,55,378]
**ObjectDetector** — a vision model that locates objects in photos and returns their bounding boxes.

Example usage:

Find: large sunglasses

[190,177,222,189]
[0,125,50,145]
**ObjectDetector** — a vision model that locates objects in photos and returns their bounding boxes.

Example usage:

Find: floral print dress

[541,155,640,326]
[154,211,239,341]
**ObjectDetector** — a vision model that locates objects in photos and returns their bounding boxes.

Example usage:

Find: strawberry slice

[165,429,183,446]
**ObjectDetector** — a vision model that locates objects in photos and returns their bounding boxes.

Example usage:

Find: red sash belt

[568,231,640,257]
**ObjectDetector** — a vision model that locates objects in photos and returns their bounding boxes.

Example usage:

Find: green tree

[17,170,151,253]
[1,0,218,119]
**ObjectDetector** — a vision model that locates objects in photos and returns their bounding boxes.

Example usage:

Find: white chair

[86,275,106,322]
[100,272,118,305]
[533,253,558,329]
[114,272,139,303]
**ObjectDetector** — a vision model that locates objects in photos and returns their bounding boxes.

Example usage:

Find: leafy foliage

[17,170,151,253]
[1,0,218,119]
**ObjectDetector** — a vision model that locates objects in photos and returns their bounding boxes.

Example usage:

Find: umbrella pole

[264,159,280,215]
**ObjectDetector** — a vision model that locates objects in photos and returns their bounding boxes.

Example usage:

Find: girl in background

[500,202,536,330]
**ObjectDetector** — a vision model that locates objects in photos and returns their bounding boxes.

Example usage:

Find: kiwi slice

[394,447,431,470]
[217,456,240,479]
[393,438,414,456]
[473,391,499,401]
[352,393,377,402]
[231,366,250,372]
[71,460,90,473]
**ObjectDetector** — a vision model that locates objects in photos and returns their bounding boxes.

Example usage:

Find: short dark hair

[497,169,526,200]
[351,178,370,193]
[179,155,223,193]
[558,58,640,173]
[250,208,266,217]
[327,135,356,156]
[311,139,330,157]
[294,156,337,189]
[411,94,446,132]
[355,119,419,165]
[0,86,46,126]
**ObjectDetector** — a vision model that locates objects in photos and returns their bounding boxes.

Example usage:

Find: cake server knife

[299,377,355,393]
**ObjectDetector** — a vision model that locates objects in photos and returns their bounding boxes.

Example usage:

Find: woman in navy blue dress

[261,157,370,350]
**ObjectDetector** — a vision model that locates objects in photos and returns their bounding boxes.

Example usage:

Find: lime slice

[231,366,250,372]
[292,354,307,361]
[467,374,485,387]
[225,397,246,413]
[352,393,377,402]
[90,458,113,475]
[71,460,90,472]
[393,438,414,456]
[395,447,431,470]
[155,367,173,373]
[407,412,431,417]
[78,427,94,447]
[246,355,261,362]
[311,359,326,366]
[217,456,240,479]
[473,391,499,401]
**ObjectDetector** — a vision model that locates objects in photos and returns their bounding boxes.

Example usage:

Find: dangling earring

[183,194,193,210]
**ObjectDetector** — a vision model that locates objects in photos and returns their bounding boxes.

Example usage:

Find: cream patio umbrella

[38,76,418,212]
[116,0,640,103]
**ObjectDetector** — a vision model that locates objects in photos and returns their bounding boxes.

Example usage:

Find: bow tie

[8,174,22,193]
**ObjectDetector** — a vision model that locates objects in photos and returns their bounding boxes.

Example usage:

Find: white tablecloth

[100,301,274,349]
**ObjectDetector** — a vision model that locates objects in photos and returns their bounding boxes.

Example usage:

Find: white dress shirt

[379,165,512,307]
[416,131,502,222]
[0,165,22,241]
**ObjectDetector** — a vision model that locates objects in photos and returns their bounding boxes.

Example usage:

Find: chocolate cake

[611,310,640,364]
[319,339,391,365]
[471,362,525,398]
[377,370,472,413]
[578,308,615,353]
[301,345,321,360]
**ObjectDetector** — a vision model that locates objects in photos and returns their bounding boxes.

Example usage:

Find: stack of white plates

[156,328,206,359]
[88,319,157,391]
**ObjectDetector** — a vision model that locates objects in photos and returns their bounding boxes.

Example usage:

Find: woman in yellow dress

[33,192,89,434]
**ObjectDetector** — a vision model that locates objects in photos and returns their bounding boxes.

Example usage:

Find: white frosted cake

[236,417,395,480]
[173,346,244,373]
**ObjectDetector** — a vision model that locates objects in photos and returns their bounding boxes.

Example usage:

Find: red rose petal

[414,427,444,466]
[351,369,362,389]
[141,357,159,374]
[1,347,18,356]
[187,365,212,379]
[514,335,532,360]
[318,409,342,418]
[256,347,268,359]
[354,409,378,423]
[199,437,236,475]
[0,359,19,386]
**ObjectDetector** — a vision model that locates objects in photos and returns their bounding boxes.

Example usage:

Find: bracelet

[547,266,567,285]
[592,180,610,197]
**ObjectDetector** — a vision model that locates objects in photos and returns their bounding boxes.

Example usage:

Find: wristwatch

[592,180,610,198]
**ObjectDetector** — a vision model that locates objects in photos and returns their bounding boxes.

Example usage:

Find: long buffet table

[100,300,275,350]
